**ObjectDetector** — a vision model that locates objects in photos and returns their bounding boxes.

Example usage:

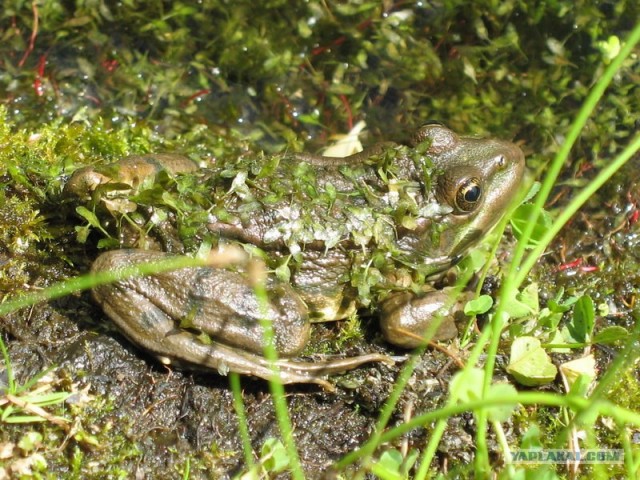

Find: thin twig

[18,1,39,68]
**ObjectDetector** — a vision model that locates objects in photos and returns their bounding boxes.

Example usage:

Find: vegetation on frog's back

[208,144,435,253]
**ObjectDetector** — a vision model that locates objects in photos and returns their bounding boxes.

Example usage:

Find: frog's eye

[436,170,483,214]
[455,177,482,212]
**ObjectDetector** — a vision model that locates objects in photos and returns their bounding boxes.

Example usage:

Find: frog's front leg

[91,250,390,389]
[379,288,472,349]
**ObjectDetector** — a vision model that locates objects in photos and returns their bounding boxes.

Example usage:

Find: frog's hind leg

[96,282,391,390]
[91,249,392,389]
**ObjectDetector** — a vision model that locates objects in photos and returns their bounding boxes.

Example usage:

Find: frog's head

[402,123,525,269]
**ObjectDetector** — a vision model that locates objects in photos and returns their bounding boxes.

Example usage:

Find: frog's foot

[149,331,394,391]
[275,353,396,390]
[380,289,469,349]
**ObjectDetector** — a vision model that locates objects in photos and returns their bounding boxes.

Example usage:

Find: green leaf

[5,415,48,423]
[456,248,491,273]
[450,369,517,421]
[449,367,485,403]
[261,438,290,473]
[464,295,493,316]
[593,326,629,345]
[18,431,43,453]
[507,337,557,386]
[520,181,541,204]
[370,449,405,480]
[547,289,578,313]
[74,224,90,243]
[503,283,539,319]
[297,113,323,126]
[97,237,120,249]
[520,424,543,449]
[510,203,553,248]
[596,35,621,64]
[73,430,100,447]
[537,308,563,330]
[546,329,571,353]
[486,383,518,422]
[75,206,102,228]
[75,205,112,240]
[559,355,596,395]
[567,295,595,343]
[462,57,477,83]
[20,392,71,406]
[274,262,291,283]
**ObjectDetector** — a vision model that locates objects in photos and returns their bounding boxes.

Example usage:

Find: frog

[66,123,525,389]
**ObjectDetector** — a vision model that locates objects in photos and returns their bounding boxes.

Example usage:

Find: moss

[1,1,637,154]
[606,363,640,415]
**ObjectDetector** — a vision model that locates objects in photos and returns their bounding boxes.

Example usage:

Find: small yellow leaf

[559,354,597,391]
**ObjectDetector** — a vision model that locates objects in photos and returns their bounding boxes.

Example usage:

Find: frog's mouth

[447,227,483,259]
